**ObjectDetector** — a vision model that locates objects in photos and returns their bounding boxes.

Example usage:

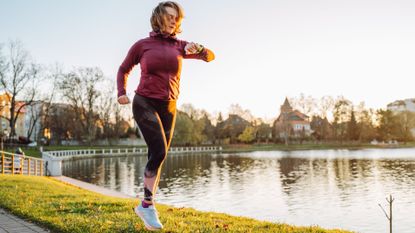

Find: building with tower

[273,98,311,141]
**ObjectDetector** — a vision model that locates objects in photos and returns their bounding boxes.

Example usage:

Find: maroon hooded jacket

[117,31,215,100]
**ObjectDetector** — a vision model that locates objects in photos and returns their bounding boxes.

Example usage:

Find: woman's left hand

[185,42,204,55]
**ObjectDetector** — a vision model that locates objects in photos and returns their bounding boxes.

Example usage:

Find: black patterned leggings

[132,94,177,178]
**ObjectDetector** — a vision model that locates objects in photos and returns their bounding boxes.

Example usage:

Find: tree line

[290,94,415,144]
[1,41,414,146]
[0,40,132,145]
[173,96,415,146]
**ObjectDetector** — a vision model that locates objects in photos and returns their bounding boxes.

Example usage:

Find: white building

[387,98,415,137]
[387,98,415,112]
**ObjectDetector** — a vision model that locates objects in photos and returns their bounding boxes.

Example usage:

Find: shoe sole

[133,207,162,231]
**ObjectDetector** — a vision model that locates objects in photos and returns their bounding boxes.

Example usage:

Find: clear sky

[1,0,414,120]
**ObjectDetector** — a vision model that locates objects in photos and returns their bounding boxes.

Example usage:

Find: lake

[62,148,415,233]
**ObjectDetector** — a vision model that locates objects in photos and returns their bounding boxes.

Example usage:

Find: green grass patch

[3,147,42,158]
[0,175,353,232]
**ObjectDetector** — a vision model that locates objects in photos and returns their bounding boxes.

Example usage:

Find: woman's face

[162,6,179,34]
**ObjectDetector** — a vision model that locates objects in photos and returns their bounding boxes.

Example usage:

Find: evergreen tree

[377,109,399,141]
[347,109,359,141]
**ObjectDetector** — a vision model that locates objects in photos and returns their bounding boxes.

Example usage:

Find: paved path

[52,176,135,199]
[0,208,49,233]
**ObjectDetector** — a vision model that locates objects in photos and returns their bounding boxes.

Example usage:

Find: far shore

[3,141,415,158]
[221,141,415,153]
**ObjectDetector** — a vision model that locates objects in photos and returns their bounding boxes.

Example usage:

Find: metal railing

[44,146,222,160]
[0,151,44,176]
[42,146,221,176]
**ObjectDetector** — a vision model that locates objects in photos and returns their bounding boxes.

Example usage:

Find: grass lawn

[3,147,42,158]
[0,175,353,233]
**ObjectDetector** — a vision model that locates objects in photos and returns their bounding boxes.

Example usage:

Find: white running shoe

[134,204,163,231]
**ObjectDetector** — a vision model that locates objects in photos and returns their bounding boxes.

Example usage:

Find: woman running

[116,1,215,230]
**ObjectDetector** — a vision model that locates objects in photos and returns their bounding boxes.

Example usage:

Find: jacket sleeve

[117,41,142,97]
[182,41,215,62]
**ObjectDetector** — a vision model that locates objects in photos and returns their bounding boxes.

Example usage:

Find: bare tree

[354,102,377,142]
[228,103,255,122]
[180,103,200,120]
[95,78,130,140]
[289,93,317,117]
[332,97,352,142]
[39,65,62,141]
[26,64,62,142]
[0,40,41,138]
[48,103,76,145]
[25,101,42,140]
[96,79,115,139]
[113,102,129,138]
[317,95,335,120]
[57,67,104,145]
[0,44,5,113]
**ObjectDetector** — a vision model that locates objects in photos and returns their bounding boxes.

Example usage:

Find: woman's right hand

[118,95,130,105]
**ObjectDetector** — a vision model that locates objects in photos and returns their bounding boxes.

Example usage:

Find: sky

[1,0,415,121]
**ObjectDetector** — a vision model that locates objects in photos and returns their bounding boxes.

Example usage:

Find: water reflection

[62,148,415,233]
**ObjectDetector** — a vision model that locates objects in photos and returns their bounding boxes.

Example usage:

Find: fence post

[1,151,4,174]
[34,159,37,176]
[28,158,31,176]
[20,156,23,175]
[11,154,14,175]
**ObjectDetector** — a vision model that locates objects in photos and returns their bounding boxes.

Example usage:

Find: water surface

[62,148,415,233]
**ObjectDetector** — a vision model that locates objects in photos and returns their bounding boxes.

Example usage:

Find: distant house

[273,98,311,140]
[310,116,334,140]
[387,98,415,112]
[387,98,415,137]
[0,92,11,136]
[216,114,251,143]
[0,91,27,139]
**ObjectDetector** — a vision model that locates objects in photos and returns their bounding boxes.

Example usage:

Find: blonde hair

[151,1,184,35]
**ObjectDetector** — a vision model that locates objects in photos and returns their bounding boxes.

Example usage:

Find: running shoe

[134,204,163,231]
